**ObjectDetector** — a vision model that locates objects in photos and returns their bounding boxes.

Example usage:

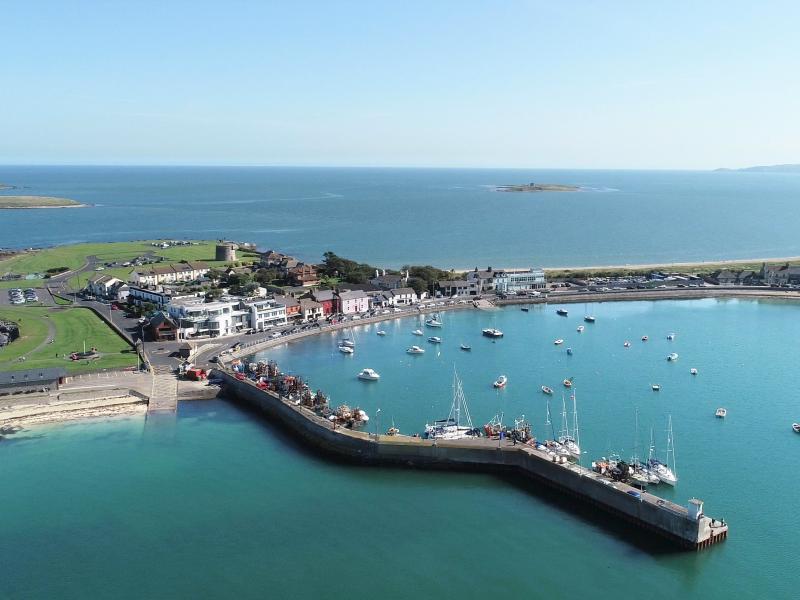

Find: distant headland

[714,164,800,173]
[495,182,580,193]
[0,195,87,209]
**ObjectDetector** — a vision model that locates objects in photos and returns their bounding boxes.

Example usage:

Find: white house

[336,290,370,314]
[298,298,324,322]
[493,268,547,293]
[168,298,249,338]
[387,287,417,306]
[86,275,127,300]
[242,298,288,331]
[130,262,210,286]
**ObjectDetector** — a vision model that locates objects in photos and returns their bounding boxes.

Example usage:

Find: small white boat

[407,345,425,354]
[412,329,424,336]
[690,368,698,375]
[667,333,676,340]
[563,379,573,388]
[541,385,553,395]
[482,328,504,338]
[425,315,443,327]
[340,339,355,348]
[792,423,800,433]
[428,336,442,344]
[715,407,727,418]
[357,368,380,381]
[652,384,660,391]
[641,335,649,342]
[338,345,354,354]
[667,352,679,362]
[376,330,386,336]
[623,341,631,348]
[460,343,471,351]
[576,325,585,333]
[493,375,507,388]
[556,309,569,316]
[584,315,596,323]
[554,339,564,345]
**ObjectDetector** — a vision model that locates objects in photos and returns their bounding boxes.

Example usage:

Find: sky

[1,1,799,169]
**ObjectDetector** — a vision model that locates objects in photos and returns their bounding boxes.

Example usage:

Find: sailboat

[425,314,443,328]
[543,399,572,460]
[558,392,581,460]
[424,369,479,440]
[649,416,678,486]
[630,409,659,486]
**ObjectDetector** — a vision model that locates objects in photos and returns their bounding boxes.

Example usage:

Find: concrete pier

[217,370,728,551]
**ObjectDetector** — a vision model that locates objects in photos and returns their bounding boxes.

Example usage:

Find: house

[713,269,739,285]
[86,275,127,300]
[761,263,800,286]
[127,286,179,309]
[311,289,336,315]
[387,287,417,306]
[336,290,370,314]
[298,298,324,322]
[242,298,288,331]
[273,295,301,320]
[369,272,407,290]
[437,279,475,297]
[0,368,66,396]
[467,268,497,293]
[130,262,210,286]
[147,312,179,341]
[493,268,547,293]
[260,250,288,267]
[168,298,250,338]
[287,264,320,287]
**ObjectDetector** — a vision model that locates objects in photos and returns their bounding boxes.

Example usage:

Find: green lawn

[0,306,137,373]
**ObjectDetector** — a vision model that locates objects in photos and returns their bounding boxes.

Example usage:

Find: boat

[482,328,504,338]
[577,325,585,333]
[376,330,386,336]
[557,393,581,459]
[460,343,471,351]
[651,384,660,391]
[541,385,553,395]
[424,370,479,440]
[715,407,727,418]
[554,338,564,345]
[584,315,596,323]
[792,423,800,433]
[556,309,569,316]
[425,315,443,327]
[357,368,380,381]
[493,375,507,388]
[641,335,649,341]
[338,345,354,354]
[340,339,355,348]
[521,307,529,312]
[387,426,400,435]
[563,378,573,388]
[667,333,676,340]
[412,329,424,336]
[648,417,678,486]
[623,341,631,347]
[427,336,442,344]
[630,409,660,487]
[566,347,573,355]
[690,368,698,375]
[667,352,679,361]
[406,345,425,354]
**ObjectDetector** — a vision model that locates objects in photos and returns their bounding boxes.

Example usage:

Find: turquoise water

[2,299,796,598]
[2,166,800,267]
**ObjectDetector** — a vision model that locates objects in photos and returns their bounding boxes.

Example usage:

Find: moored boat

[460,343,471,351]
[376,330,386,336]
[427,336,442,344]
[541,385,553,395]
[425,314,443,327]
[667,352,679,361]
[793,423,800,433]
[424,369,479,440]
[652,384,660,391]
[584,315,596,323]
[641,335,649,341]
[412,329,424,336]
[556,309,569,316]
[563,378,573,388]
[554,338,564,345]
[338,345,354,354]
[521,307,529,312]
[357,368,380,381]
[482,328,504,338]
[493,374,507,388]
[577,325,585,332]
[624,341,631,347]
[690,368,698,375]
[340,339,355,348]
[406,345,425,354]
[667,333,676,340]
[715,407,727,418]
[566,347,573,355]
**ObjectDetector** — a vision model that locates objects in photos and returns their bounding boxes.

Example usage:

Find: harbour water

[2,298,798,598]
[2,166,800,268]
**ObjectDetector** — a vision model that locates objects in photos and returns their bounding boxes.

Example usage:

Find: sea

[2,166,800,267]
[2,298,798,598]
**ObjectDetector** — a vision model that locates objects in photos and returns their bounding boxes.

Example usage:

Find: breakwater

[217,369,728,551]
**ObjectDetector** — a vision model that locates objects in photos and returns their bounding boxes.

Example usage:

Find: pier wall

[218,371,727,550]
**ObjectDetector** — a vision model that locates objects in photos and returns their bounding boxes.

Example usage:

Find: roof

[148,312,178,329]
[312,290,335,302]
[273,295,300,308]
[134,262,210,277]
[390,287,416,296]
[0,367,67,386]
[337,290,369,300]
[439,279,469,287]
[298,298,322,309]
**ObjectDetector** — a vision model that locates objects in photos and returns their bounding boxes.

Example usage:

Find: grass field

[0,306,137,373]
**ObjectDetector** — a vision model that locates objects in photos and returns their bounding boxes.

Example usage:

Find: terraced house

[130,261,209,286]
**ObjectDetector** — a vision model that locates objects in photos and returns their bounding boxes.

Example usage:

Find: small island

[0,195,87,209]
[495,182,580,193]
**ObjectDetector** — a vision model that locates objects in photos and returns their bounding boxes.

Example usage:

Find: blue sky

[2,1,798,169]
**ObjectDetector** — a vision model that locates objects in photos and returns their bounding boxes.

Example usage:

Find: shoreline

[0,204,88,210]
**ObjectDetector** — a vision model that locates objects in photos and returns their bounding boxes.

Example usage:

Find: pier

[216,369,728,551]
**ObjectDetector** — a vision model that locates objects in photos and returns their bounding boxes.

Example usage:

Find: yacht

[406,345,425,354]
[493,375,508,388]
[541,385,553,395]
[425,315,443,327]
[584,315,596,323]
[357,368,380,381]
[340,339,355,348]
[376,330,386,336]
[648,417,678,486]
[338,345,354,354]
[412,329,424,336]
[577,325,585,333]
[427,336,442,344]
[667,352,679,361]
[554,338,564,345]
[482,328,504,338]
[558,393,581,459]
[460,343,471,351]
[690,368,698,375]
[556,309,569,316]
[715,407,727,418]
[424,370,479,440]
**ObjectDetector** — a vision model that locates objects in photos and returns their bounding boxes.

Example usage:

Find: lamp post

[375,408,381,441]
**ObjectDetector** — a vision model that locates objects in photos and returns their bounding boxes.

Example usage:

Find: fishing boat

[460,343,471,351]
[357,368,380,381]
[715,407,727,418]
[690,368,698,375]
[624,341,631,347]
[577,325,585,332]
[648,417,678,486]
[667,352,679,361]
[793,423,800,433]
[541,385,553,395]
[338,345,354,354]
[554,338,564,345]
[641,335,649,341]
[340,339,355,348]
[556,309,569,316]
[406,345,425,354]
[566,347,573,355]
[484,413,505,437]
[651,384,660,391]
[427,336,442,344]
[425,315,443,327]
[563,378,573,388]
[493,375,508,388]
[376,330,386,336]
[482,328,504,338]
[584,315,596,323]
[412,329,424,336]
[424,370,479,440]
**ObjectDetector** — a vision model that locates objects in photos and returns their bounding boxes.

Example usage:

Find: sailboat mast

[546,399,556,440]
[667,415,677,476]
[572,390,580,457]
